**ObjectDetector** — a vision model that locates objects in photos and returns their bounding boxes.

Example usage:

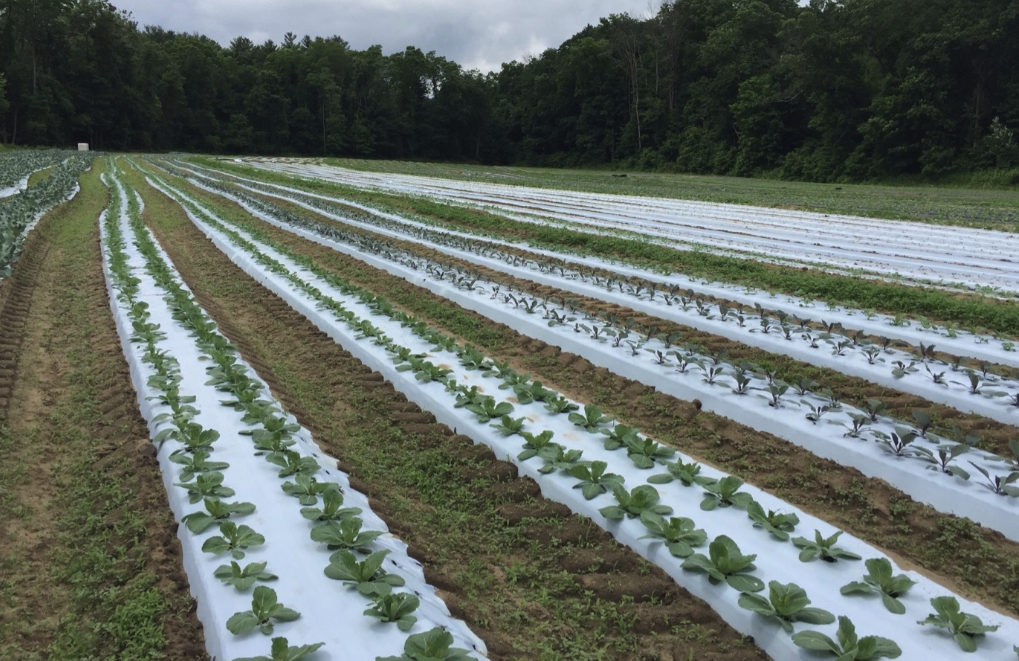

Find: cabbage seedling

[647,458,717,487]
[182,497,256,534]
[202,522,266,559]
[746,501,799,541]
[281,475,341,506]
[792,616,901,659]
[233,637,324,661]
[170,449,229,482]
[213,560,278,591]
[639,512,707,558]
[226,586,301,635]
[174,471,235,504]
[793,530,862,562]
[624,435,676,468]
[300,489,362,524]
[738,581,835,632]
[377,628,475,661]
[569,460,624,500]
[701,476,753,511]
[917,596,999,652]
[364,592,420,631]
[325,549,406,596]
[840,558,916,614]
[599,484,673,520]
[681,535,764,592]
[569,404,613,431]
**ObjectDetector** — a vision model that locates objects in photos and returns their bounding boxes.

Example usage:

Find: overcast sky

[112,0,663,73]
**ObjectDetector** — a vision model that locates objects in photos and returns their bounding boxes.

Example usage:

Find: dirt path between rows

[0,161,207,660]
[152,170,1019,620]
[128,160,770,661]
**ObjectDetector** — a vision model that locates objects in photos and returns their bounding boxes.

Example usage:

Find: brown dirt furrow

[131,161,768,661]
[151,173,1019,619]
[0,161,207,660]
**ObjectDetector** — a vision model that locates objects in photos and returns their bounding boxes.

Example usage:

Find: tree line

[1,0,1017,181]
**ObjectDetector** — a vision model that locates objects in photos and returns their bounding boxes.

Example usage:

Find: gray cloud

[113,0,661,72]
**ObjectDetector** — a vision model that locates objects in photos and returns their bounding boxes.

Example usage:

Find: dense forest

[1,0,1018,181]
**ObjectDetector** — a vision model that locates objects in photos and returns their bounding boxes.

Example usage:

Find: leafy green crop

[233,637,324,661]
[325,550,406,596]
[569,404,613,431]
[639,512,707,558]
[792,616,901,659]
[917,596,1000,652]
[681,535,764,592]
[647,457,717,487]
[201,522,266,559]
[213,561,278,591]
[701,476,754,511]
[376,627,475,661]
[173,471,235,504]
[737,581,835,632]
[169,450,229,483]
[281,475,342,506]
[364,592,420,631]
[569,460,624,500]
[181,497,256,534]
[310,517,385,554]
[793,530,862,563]
[746,501,799,541]
[300,489,362,524]
[840,558,916,614]
[226,586,302,635]
[599,484,673,520]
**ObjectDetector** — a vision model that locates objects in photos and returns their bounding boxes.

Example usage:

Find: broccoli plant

[325,550,406,596]
[364,592,420,631]
[233,637,324,661]
[599,484,673,521]
[746,501,799,541]
[568,460,624,500]
[737,581,835,632]
[792,530,862,563]
[376,628,475,661]
[647,458,717,487]
[213,560,278,591]
[701,476,754,511]
[840,558,916,614]
[226,586,301,635]
[639,512,707,558]
[792,616,901,659]
[201,522,266,559]
[681,535,764,592]
[917,596,999,652]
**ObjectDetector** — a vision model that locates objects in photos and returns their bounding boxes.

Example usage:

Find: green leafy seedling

[639,512,707,558]
[281,475,342,506]
[601,424,641,451]
[569,460,624,500]
[647,458,717,487]
[213,560,278,591]
[536,443,584,474]
[841,558,916,614]
[568,404,613,431]
[170,449,229,482]
[701,475,754,511]
[377,627,475,661]
[917,596,999,652]
[324,549,405,596]
[174,471,235,504]
[517,430,555,460]
[624,434,676,469]
[465,397,513,423]
[201,522,266,560]
[226,586,301,635]
[738,580,835,632]
[364,592,420,631]
[490,414,526,436]
[182,497,256,534]
[267,449,320,478]
[746,501,799,541]
[301,488,362,525]
[599,484,673,521]
[681,535,764,592]
[233,637,324,661]
[792,615,901,659]
[310,517,385,555]
[793,530,862,563]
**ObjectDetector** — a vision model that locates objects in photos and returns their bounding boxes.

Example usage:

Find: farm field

[3,152,1019,661]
